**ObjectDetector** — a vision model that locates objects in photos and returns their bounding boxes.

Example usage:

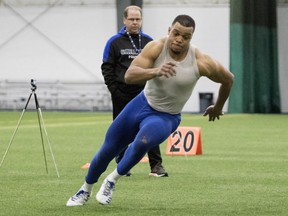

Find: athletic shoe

[149,165,168,177]
[125,170,132,177]
[96,178,115,205]
[66,189,91,206]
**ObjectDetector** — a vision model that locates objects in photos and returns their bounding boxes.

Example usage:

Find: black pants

[111,90,163,170]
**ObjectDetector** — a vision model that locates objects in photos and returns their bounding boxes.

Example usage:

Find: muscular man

[101,5,168,177]
[67,14,234,207]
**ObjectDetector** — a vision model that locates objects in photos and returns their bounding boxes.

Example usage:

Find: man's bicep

[131,40,161,69]
[208,60,233,84]
[131,53,154,69]
[198,55,229,83]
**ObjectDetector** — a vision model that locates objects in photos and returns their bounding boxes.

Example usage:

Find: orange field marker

[166,127,202,156]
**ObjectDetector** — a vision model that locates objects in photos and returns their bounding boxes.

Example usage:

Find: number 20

[169,130,194,152]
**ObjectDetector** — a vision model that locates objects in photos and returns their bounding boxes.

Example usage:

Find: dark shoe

[149,165,168,177]
[125,170,132,177]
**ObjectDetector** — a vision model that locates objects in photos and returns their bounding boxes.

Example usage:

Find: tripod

[0,79,60,177]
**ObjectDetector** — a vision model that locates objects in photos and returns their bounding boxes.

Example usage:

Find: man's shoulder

[152,37,166,49]
[142,37,166,58]
[107,33,125,43]
[145,37,166,50]
[141,32,153,40]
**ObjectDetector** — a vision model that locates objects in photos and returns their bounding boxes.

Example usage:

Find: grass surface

[0,111,287,216]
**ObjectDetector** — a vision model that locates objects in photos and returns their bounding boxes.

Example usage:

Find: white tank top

[144,39,200,114]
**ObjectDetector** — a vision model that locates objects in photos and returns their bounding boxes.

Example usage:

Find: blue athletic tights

[85,92,181,184]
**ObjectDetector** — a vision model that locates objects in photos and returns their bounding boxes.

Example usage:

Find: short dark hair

[172,15,196,31]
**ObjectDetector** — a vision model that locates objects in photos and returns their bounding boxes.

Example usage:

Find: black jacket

[101,26,153,96]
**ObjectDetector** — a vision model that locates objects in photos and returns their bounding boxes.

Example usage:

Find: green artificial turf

[0,111,287,216]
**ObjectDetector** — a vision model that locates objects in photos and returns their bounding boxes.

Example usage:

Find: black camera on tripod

[0,79,60,177]
[31,79,37,91]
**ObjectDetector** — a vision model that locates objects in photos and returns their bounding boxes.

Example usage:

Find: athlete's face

[167,22,194,54]
[123,9,142,34]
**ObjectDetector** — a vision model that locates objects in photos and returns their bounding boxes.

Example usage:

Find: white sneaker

[96,178,115,205]
[66,189,91,206]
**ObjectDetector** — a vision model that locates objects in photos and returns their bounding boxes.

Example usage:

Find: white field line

[0,120,111,131]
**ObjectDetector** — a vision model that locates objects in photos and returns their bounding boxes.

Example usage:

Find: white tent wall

[0,6,116,81]
[0,0,287,112]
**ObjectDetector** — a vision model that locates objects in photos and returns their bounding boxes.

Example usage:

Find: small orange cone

[81,162,90,169]
[140,156,149,163]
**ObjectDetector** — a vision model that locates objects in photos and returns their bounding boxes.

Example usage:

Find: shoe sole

[96,194,111,205]
[66,191,91,206]
[149,173,168,177]
[66,202,85,206]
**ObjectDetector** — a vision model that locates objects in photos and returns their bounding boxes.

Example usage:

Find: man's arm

[101,40,118,93]
[101,61,117,93]
[196,49,234,121]
[125,38,178,84]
